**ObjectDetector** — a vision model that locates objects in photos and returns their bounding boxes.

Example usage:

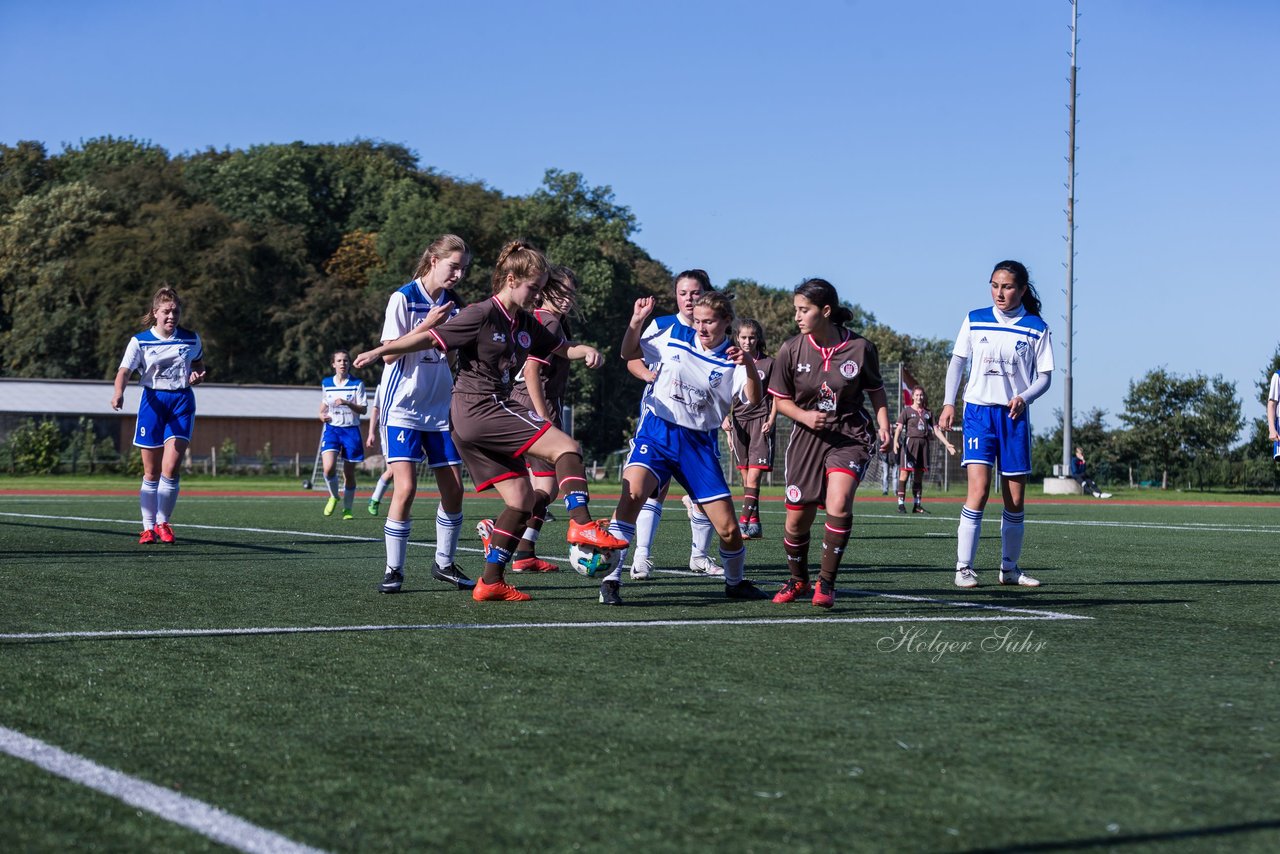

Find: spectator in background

[1071,447,1111,499]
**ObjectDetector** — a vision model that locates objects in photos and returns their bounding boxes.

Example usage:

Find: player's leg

[527,426,626,550]
[775,503,817,603]
[137,445,163,543]
[741,466,763,538]
[153,437,187,543]
[813,469,858,609]
[379,426,422,594]
[510,465,559,573]
[996,412,1038,586]
[955,405,997,588]
[321,448,341,517]
[369,467,393,514]
[472,475,535,601]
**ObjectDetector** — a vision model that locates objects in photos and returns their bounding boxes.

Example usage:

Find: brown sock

[555,453,592,525]
[516,491,551,554]
[783,533,811,582]
[819,513,852,585]
[483,505,530,584]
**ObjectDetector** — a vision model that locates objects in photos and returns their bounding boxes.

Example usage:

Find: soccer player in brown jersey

[355,241,627,602]
[476,264,582,573]
[892,386,956,513]
[767,278,891,608]
[723,318,776,538]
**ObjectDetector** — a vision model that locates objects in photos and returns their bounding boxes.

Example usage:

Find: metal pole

[1062,0,1079,474]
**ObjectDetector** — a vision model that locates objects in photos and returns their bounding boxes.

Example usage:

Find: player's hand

[579,346,603,369]
[1008,396,1026,419]
[807,411,833,431]
[760,421,773,436]
[631,296,655,326]
[879,427,891,453]
[353,349,379,369]
[110,393,123,411]
[725,345,744,365]
[424,301,455,329]
[189,369,206,386]
[946,443,957,456]
[721,417,731,432]
[938,404,955,431]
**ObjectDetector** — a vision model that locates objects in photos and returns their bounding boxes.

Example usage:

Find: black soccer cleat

[432,563,476,590]
[725,579,769,600]
[598,579,623,606]
[379,568,404,594]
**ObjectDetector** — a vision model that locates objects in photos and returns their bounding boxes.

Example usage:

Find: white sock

[690,507,714,559]
[605,520,635,582]
[957,505,984,570]
[325,474,340,500]
[385,518,411,571]
[520,527,541,544]
[343,485,355,512]
[635,498,663,553]
[139,479,158,530]
[720,544,746,585]
[157,476,179,523]
[1001,510,1025,570]
[372,476,391,502]
[435,507,463,569]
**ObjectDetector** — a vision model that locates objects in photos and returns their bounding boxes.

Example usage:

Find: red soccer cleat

[812,578,835,609]
[155,522,175,544]
[472,579,532,602]
[772,577,812,604]
[511,556,559,573]
[566,519,628,551]
[138,529,158,545]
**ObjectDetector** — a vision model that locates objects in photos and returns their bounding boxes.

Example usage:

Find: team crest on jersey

[818,381,837,412]
[785,484,802,503]
[839,360,858,379]
[176,344,191,361]
[1015,340,1028,358]
[517,330,532,349]
[708,370,723,389]
[757,368,766,380]
[492,332,507,343]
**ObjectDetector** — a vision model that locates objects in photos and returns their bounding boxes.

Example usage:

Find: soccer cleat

[689,555,725,577]
[432,563,475,589]
[812,578,835,609]
[725,579,769,600]
[999,567,1041,588]
[543,508,556,522]
[629,554,653,581]
[566,519,628,550]
[379,567,404,594]
[598,579,623,606]
[897,503,907,514]
[155,522,175,544]
[954,567,979,589]
[1099,492,1113,499]
[912,504,926,514]
[476,518,494,555]
[138,529,158,545]
[472,579,531,602]
[512,556,559,573]
[367,499,380,516]
[342,509,354,521]
[743,520,763,539]
[772,577,812,604]
[324,496,338,517]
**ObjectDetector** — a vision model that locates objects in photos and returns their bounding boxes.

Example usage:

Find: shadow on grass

[959,817,1280,853]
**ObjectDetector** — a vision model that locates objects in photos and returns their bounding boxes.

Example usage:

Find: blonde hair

[140,286,181,328]
[693,291,735,323]
[490,239,548,295]
[412,234,470,281]
[541,264,578,310]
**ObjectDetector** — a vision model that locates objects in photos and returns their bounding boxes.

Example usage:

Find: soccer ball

[569,542,619,578]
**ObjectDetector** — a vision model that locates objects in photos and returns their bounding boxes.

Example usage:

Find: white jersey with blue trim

[379,279,461,432]
[638,322,746,433]
[118,326,203,391]
[1268,370,1280,405]
[321,375,366,428]
[952,306,1054,406]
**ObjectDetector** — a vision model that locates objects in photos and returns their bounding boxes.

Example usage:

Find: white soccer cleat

[954,567,979,589]
[689,555,725,577]
[629,553,653,581]
[999,567,1041,587]
[1099,492,1113,499]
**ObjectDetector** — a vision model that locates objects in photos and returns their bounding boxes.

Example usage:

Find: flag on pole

[900,365,920,408]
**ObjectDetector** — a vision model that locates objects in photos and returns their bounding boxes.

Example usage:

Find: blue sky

[3,0,1277,436]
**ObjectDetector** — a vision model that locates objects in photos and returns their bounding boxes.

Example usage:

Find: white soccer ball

[569,542,618,578]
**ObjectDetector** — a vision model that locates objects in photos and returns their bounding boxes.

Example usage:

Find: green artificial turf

[0,486,1276,852]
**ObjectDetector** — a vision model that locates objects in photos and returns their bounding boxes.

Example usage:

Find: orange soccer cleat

[566,519,628,551]
[772,577,812,604]
[511,556,559,573]
[155,522,175,544]
[472,579,532,602]
[138,529,158,545]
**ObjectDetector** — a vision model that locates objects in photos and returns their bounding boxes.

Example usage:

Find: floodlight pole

[1062,0,1079,474]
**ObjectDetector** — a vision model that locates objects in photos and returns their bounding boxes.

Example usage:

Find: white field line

[0,725,324,854]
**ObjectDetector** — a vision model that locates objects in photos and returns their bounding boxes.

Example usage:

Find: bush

[6,418,65,474]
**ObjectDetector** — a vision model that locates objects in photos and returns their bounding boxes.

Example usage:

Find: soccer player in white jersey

[319,349,367,520]
[375,234,473,594]
[1268,367,1280,461]
[110,286,207,545]
[939,260,1054,589]
[624,270,724,580]
[597,291,768,605]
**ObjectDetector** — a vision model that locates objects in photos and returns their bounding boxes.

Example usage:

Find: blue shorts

[961,403,1032,476]
[322,424,365,463]
[382,426,460,468]
[625,413,731,504]
[134,387,195,448]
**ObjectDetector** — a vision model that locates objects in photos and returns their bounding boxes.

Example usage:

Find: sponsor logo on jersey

[839,360,858,379]
[517,330,532,349]
[979,336,989,344]
[797,362,812,373]
[493,332,507,343]
[818,382,837,412]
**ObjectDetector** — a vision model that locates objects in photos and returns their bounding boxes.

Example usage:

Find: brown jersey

[897,406,935,441]
[768,330,884,440]
[510,309,571,419]
[731,355,774,423]
[427,297,565,399]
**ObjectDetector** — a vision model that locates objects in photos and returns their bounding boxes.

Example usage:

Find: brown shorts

[899,438,930,472]
[451,393,552,491]
[730,415,775,471]
[782,426,871,508]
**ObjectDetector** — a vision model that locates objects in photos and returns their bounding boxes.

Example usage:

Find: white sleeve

[381,292,409,343]
[1034,326,1056,372]
[637,321,666,366]
[356,381,368,408]
[1269,372,1280,402]
[732,364,748,402]
[119,337,142,372]
[951,316,973,358]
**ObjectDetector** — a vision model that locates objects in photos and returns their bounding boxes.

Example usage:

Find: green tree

[0,140,55,216]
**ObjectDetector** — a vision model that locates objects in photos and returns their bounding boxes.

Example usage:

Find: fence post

[211,446,217,477]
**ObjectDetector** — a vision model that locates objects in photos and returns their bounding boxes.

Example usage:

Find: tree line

[2,137,1274,486]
